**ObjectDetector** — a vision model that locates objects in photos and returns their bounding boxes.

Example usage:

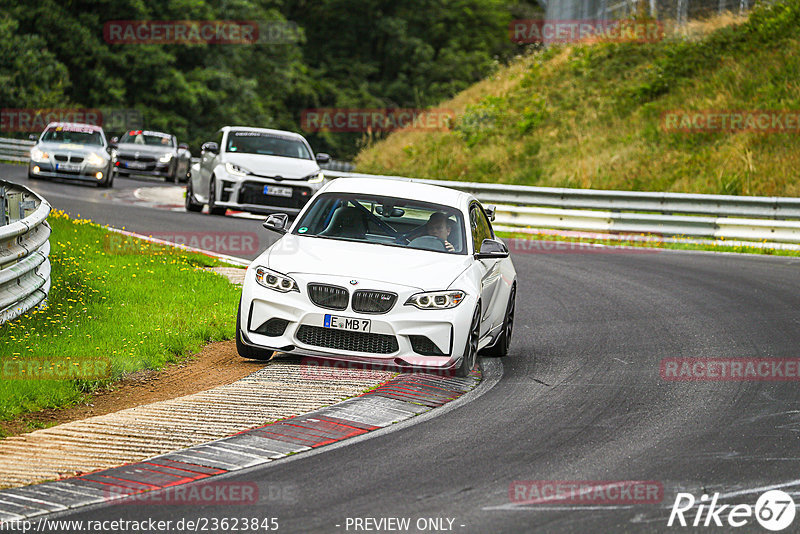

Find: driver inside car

[407,212,455,252]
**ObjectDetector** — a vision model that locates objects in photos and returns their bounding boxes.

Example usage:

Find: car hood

[224,153,318,179]
[115,143,175,155]
[265,234,471,291]
[37,142,105,155]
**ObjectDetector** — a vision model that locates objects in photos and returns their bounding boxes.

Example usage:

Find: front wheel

[236,306,275,361]
[455,305,481,377]
[97,171,114,188]
[207,177,226,216]
[185,179,203,212]
[483,284,515,357]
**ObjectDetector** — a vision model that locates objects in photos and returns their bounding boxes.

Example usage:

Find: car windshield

[293,193,467,254]
[226,131,312,160]
[119,130,174,147]
[41,126,104,146]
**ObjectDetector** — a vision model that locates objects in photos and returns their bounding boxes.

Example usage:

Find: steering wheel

[407,235,447,252]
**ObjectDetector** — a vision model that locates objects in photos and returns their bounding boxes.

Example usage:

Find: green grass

[0,210,241,421]
[355,1,800,198]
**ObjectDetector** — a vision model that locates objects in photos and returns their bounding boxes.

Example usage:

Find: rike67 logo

[668,490,795,531]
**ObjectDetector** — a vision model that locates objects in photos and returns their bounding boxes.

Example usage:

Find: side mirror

[28,134,38,141]
[110,136,119,144]
[476,238,509,259]
[263,213,289,234]
[315,153,331,164]
[201,142,219,154]
[484,205,496,222]
[178,143,189,150]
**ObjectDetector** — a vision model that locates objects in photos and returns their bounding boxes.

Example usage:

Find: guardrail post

[0,186,6,227]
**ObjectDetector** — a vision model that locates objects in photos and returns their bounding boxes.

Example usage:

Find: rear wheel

[207,177,226,216]
[236,305,275,361]
[455,305,481,377]
[483,284,515,357]
[185,179,203,212]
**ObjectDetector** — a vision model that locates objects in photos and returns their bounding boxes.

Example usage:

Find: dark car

[111,130,192,182]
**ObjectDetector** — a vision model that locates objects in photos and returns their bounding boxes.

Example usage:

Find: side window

[470,204,493,253]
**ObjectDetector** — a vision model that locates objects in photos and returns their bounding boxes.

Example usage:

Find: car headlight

[30,148,49,162]
[405,290,466,310]
[159,153,173,163]
[86,152,105,166]
[306,171,325,184]
[225,162,250,177]
[255,266,299,293]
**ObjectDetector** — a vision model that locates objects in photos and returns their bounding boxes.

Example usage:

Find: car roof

[223,126,306,140]
[323,177,470,209]
[45,122,103,132]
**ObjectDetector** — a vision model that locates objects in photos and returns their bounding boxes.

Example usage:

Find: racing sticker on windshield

[55,125,97,133]
[298,227,308,233]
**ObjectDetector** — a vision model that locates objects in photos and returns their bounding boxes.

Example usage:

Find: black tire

[166,166,177,183]
[236,306,275,361]
[207,177,226,216]
[185,179,203,212]
[27,171,39,180]
[98,171,114,188]
[483,284,516,357]
[455,305,481,377]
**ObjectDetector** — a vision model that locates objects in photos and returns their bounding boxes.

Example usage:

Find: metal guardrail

[0,137,34,163]
[325,170,800,244]
[0,180,51,325]
[4,134,797,243]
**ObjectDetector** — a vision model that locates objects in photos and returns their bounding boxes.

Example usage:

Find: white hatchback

[237,177,517,376]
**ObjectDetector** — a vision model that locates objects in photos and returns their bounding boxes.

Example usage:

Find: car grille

[54,154,84,163]
[307,284,348,310]
[118,154,156,163]
[238,181,312,209]
[351,290,397,314]
[410,335,446,356]
[296,325,399,354]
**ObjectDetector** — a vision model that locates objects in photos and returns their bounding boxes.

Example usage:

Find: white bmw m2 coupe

[237,177,517,376]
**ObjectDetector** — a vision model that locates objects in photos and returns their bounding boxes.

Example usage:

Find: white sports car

[237,177,517,376]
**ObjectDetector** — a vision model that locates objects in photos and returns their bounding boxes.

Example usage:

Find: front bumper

[115,159,174,177]
[240,272,474,371]
[29,161,109,182]
[214,174,321,215]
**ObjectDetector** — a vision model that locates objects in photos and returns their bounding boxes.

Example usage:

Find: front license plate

[324,314,371,333]
[263,185,293,197]
[56,163,80,171]
[126,161,147,169]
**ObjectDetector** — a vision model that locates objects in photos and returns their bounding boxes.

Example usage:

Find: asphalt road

[4,163,800,533]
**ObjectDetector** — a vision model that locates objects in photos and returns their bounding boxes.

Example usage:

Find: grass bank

[0,210,240,424]
[355,2,800,197]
